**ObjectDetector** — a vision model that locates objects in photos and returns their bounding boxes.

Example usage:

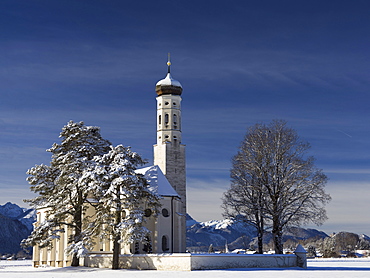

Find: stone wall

[83,247,307,271]
[191,253,297,270]
[84,253,191,271]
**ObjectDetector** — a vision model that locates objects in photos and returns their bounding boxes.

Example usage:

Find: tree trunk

[256,215,264,254]
[255,203,264,254]
[112,235,120,269]
[71,253,79,267]
[112,198,122,269]
[272,226,283,254]
[71,205,83,267]
[257,232,263,254]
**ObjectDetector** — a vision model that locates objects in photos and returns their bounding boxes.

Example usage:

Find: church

[32,60,187,267]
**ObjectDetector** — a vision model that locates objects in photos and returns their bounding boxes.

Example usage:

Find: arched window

[162,235,169,252]
[159,115,161,125]
[134,242,140,254]
[165,114,169,124]
[173,114,177,125]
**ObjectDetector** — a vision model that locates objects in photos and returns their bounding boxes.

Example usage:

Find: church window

[165,135,169,139]
[165,102,169,105]
[165,114,169,124]
[134,242,140,254]
[144,209,152,217]
[159,115,161,125]
[162,208,170,217]
[162,235,169,252]
[173,114,177,124]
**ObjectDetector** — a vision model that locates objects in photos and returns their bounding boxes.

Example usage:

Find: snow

[136,165,179,197]
[203,219,234,230]
[1,258,370,277]
[294,244,307,253]
[198,218,256,235]
[156,73,182,87]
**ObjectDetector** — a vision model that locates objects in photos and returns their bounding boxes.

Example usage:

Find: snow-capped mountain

[0,202,35,255]
[186,214,257,251]
[186,214,329,252]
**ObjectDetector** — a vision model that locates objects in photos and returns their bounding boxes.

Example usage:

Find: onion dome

[155,58,183,96]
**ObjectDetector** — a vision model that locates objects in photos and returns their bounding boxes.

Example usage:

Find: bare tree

[222,121,281,253]
[223,120,331,254]
[222,132,268,253]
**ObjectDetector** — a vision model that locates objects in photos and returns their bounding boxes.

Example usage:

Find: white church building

[32,60,308,271]
[32,60,187,267]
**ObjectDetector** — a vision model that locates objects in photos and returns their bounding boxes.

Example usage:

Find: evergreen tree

[81,144,161,269]
[307,245,317,257]
[22,121,111,266]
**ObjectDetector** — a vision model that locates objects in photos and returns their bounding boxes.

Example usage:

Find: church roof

[155,57,183,96]
[156,72,182,88]
[136,165,180,197]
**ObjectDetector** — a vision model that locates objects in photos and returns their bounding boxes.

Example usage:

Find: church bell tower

[153,57,186,250]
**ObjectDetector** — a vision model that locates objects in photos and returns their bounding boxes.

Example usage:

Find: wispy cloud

[187,178,228,222]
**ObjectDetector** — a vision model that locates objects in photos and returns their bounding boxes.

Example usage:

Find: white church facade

[32,60,187,267]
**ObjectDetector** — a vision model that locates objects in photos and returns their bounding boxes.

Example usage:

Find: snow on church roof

[136,165,180,197]
[156,72,182,88]
[155,56,182,88]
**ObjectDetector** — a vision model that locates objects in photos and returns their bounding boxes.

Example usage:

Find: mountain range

[0,202,368,256]
[0,202,35,256]
[187,214,329,252]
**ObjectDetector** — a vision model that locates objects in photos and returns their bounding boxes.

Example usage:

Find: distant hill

[0,202,35,256]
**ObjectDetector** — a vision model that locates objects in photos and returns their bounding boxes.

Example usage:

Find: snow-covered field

[1,258,369,278]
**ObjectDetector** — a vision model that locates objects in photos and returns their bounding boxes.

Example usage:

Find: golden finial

[167,53,171,73]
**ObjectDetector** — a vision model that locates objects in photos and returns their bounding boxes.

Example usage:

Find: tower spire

[154,57,186,252]
[155,53,182,96]
[167,52,171,73]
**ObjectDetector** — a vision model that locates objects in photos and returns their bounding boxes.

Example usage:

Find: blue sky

[0,0,369,235]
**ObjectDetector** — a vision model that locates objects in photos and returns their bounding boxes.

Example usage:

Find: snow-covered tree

[208,244,214,253]
[22,121,111,266]
[223,120,331,254]
[81,144,161,269]
[358,235,370,250]
[321,232,361,257]
[307,245,317,258]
